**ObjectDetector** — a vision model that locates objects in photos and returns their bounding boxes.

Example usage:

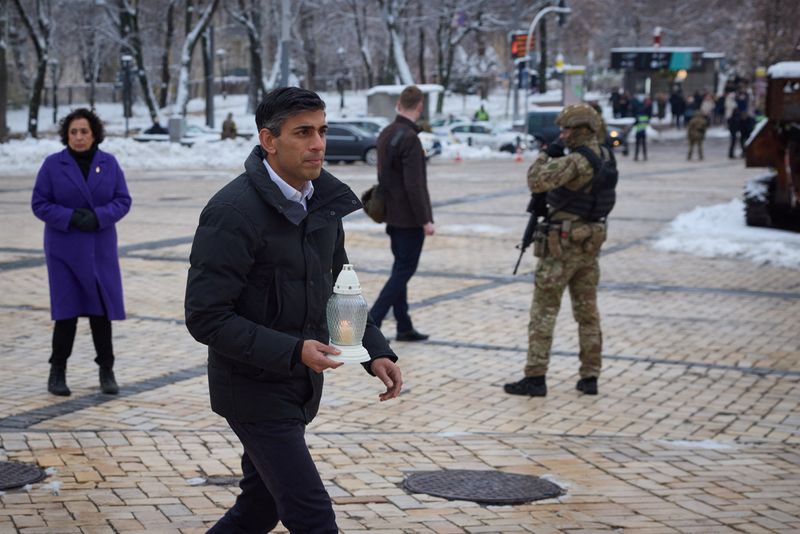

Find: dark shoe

[504,376,546,397]
[99,367,119,395]
[576,377,598,395]
[47,365,71,396]
[396,329,429,342]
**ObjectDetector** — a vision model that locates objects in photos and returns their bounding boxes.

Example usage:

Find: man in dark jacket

[185,87,402,533]
[369,85,435,342]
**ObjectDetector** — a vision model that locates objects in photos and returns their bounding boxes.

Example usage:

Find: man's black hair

[255,87,326,136]
[59,108,105,146]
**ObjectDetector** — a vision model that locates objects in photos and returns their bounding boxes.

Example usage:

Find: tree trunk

[350,1,373,88]
[0,1,7,143]
[28,59,47,138]
[174,0,219,116]
[201,25,214,128]
[159,0,176,108]
[298,3,316,91]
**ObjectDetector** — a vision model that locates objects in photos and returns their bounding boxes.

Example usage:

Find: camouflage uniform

[524,105,607,380]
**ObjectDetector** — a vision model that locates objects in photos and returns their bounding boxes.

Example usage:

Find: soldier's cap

[555,103,601,133]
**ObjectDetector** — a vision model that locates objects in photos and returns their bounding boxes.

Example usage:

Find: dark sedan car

[325,123,378,165]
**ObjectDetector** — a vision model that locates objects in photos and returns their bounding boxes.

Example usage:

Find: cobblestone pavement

[1,138,799,533]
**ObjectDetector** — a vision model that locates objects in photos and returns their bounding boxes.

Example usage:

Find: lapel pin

[96,166,100,173]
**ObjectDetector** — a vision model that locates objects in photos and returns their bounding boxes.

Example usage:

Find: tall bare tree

[433,1,485,112]
[297,2,317,91]
[103,0,160,122]
[0,0,8,142]
[158,0,178,108]
[12,0,53,138]
[227,0,268,113]
[377,0,414,84]
[174,0,219,116]
[346,0,374,88]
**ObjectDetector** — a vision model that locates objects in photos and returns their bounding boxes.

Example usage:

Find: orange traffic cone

[514,146,523,163]
[454,150,462,163]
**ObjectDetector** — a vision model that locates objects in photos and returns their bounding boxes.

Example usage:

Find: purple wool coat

[31,148,132,321]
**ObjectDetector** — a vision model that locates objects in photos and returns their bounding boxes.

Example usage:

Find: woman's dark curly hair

[59,108,105,146]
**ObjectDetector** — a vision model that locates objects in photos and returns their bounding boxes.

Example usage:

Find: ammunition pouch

[535,221,607,258]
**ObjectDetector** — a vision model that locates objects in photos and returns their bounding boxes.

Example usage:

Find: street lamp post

[120,54,134,137]
[216,48,227,100]
[49,58,59,125]
[523,4,571,140]
[336,47,347,111]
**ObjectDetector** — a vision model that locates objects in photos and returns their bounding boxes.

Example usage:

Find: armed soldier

[505,104,617,397]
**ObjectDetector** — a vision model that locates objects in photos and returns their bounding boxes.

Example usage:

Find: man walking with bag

[369,85,435,342]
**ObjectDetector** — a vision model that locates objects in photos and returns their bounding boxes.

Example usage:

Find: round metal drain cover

[0,461,46,490]
[404,470,563,505]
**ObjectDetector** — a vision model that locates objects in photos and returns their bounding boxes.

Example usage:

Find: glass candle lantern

[326,264,370,363]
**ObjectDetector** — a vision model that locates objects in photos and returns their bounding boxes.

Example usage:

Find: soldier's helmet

[555,103,601,132]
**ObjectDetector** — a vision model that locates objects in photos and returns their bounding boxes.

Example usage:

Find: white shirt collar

[262,158,314,210]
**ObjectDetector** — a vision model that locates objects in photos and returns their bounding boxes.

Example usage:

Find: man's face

[259,109,327,190]
[558,126,574,142]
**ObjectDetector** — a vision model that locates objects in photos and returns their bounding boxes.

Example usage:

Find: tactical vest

[546,146,617,221]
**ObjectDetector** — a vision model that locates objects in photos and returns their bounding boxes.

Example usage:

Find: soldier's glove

[70,208,99,231]
[544,140,565,158]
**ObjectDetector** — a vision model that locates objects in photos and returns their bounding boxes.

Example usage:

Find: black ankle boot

[99,367,119,395]
[48,365,71,396]
[503,376,547,397]
[576,377,598,395]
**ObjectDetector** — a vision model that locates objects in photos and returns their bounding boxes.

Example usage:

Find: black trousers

[369,225,425,333]
[207,418,337,534]
[50,316,114,368]
[634,132,647,161]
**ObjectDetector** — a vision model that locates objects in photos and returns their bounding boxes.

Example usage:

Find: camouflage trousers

[525,225,604,379]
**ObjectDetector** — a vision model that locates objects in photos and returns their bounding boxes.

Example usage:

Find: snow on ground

[653,199,800,270]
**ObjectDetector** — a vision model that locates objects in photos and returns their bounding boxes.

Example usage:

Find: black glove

[69,208,99,231]
[544,140,565,158]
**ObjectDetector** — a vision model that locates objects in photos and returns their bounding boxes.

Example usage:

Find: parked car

[328,117,389,136]
[605,117,634,156]
[439,122,534,152]
[330,117,441,160]
[133,124,253,146]
[526,107,562,146]
[324,124,378,165]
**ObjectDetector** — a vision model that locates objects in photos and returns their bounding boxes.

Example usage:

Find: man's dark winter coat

[185,146,395,423]
[377,116,433,228]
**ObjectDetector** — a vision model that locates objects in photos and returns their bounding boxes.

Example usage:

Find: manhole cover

[0,461,46,490]
[403,469,563,505]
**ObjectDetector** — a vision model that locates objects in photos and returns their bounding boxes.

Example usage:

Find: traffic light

[510,32,531,60]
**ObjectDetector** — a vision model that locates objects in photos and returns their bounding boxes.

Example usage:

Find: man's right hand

[301,340,344,373]
[423,222,435,236]
[544,140,565,158]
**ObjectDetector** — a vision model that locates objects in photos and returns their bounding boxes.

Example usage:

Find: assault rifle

[512,192,548,275]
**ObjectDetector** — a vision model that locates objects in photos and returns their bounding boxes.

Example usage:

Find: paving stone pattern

[1,139,798,532]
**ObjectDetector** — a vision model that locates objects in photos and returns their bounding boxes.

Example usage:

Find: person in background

[31,108,131,396]
[728,107,742,158]
[370,85,435,342]
[221,112,238,140]
[687,111,708,161]
[474,104,489,121]
[739,110,756,157]
[633,111,649,161]
[670,89,686,128]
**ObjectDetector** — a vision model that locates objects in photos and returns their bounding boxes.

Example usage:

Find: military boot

[576,377,598,395]
[47,365,71,396]
[503,376,547,397]
[99,367,119,395]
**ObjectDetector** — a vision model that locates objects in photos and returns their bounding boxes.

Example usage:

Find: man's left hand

[370,358,403,401]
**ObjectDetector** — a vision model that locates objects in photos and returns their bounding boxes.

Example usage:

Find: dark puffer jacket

[185,145,396,423]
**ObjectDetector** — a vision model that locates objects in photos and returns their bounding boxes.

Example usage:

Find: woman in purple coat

[32,108,131,396]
